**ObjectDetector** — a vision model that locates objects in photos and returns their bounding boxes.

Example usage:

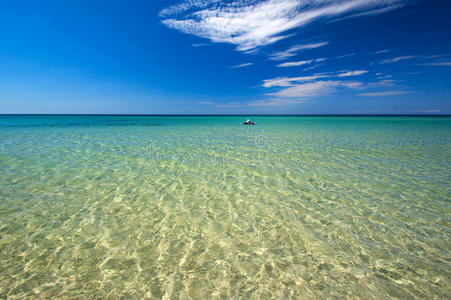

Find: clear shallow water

[0,115,450,299]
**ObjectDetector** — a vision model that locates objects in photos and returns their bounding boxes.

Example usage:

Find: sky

[0,0,450,114]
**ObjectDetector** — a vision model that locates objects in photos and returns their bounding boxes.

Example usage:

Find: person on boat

[243,119,255,125]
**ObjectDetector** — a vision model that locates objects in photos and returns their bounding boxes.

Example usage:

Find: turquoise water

[0,115,450,299]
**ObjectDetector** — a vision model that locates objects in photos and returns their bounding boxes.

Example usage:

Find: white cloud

[379,54,451,65]
[373,49,390,54]
[159,0,220,17]
[268,80,362,98]
[269,42,329,60]
[161,0,408,52]
[337,70,368,77]
[230,62,254,68]
[260,70,367,102]
[377,74,393,79]
[303,64,323,71]
[216,102,242,107]
[247,99,305,106]
[277,60,313,67]
[412,109,440,113]
[417,62,451,67]
[262,75,327,87]
[380,55,418,64]
[262,70,367,88]
[358,91,411,96]
[277,57,326,67]
[367,79,397,87]
[337,53,356,58]
[332,4,402,22]
[198,101,215,104]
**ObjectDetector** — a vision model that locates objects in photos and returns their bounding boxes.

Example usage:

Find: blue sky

[0,0,450,114]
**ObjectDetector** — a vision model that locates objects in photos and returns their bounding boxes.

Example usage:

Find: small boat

[243,119,256,125]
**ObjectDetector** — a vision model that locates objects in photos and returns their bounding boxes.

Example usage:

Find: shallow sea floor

[0,116,450,299]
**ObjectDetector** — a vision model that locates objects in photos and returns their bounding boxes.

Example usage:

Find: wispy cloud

[216,102,242,107]
[161,0,409,52]
[417,62,451,67]
[380,55,418,64]
[332,4,403,22]
[277,60,312,67]
[230,62,254,68]
[192,43,208,47]
[412,109,440,113]
[269,80,362,98]
[378,54,451,65]
[376,73,393,79]
[337,70,368,77]
[198,101,215,104]
[262,75,326,88]
[260,70,366,102]
[337,53,356,59]
[373,49,390,54]
[303,64,323,71]
[262,70,368,87]
[276,57,325,67]
[160,0,219,17]
[358,91,411,96]
[269,42,329,60]
[367,79,397,87]
[217,68,389,107]
[247,99,304,106]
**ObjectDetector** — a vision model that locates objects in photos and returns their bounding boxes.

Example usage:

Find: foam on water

[0,115,450,298]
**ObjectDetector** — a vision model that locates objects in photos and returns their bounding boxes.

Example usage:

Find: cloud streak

[373,49,390,54]
[417,62,451,67]
[161,0,409,51]
[367,79,397,87]
[378,54,451,65]
[230,62,254,68]
[262,70,368,87]
[216,102,242,107]
[277,60,313,67]
[268,80,362,98]
[248,98,305,106]
[260,70,367,104]
[337,70,368,77]
[380,55,418,64]
[269,42,329,60]
[276,57,325,67]
[358,91,411,96]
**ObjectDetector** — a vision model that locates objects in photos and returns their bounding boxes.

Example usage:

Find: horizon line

[0,114,449,117]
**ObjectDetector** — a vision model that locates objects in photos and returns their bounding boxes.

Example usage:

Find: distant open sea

[0,115,450,298]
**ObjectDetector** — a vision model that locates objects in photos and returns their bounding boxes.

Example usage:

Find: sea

[0,115,449,298]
